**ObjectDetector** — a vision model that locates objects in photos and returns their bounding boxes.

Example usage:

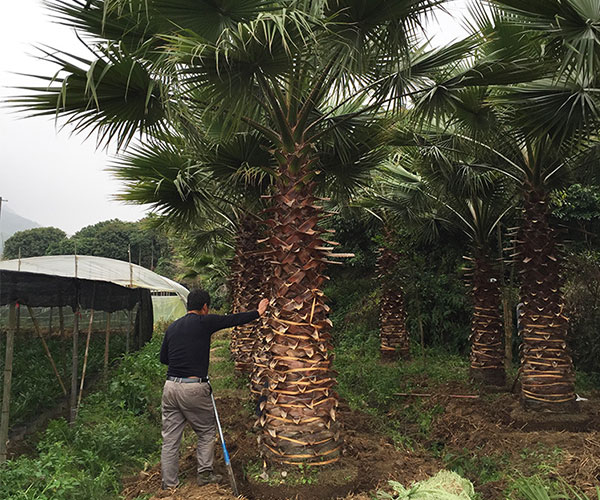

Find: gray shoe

[197,470,223,485]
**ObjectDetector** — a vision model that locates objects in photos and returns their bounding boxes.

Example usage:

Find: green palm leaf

[10,45,166,149]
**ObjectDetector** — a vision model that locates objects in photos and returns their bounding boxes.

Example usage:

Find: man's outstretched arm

[207,298,269,332]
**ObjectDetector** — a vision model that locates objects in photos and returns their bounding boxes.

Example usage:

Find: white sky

[0,0,468,236]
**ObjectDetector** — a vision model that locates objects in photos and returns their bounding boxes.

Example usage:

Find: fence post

[0,304,17,462]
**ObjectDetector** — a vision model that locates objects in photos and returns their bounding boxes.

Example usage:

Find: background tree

[3,227,67,259]
[46,219,170,271]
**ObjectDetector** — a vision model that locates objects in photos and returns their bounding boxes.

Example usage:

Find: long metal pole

[0,304,16,462]
[208,381,238,496]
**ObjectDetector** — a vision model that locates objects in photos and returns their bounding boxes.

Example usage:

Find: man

[159,289,268,490]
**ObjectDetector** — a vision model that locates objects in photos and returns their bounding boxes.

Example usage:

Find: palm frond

[10,44,166,149]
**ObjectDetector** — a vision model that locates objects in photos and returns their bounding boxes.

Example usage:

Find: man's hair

[187,289,211,311]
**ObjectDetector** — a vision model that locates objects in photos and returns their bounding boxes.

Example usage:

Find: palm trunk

[258,162,340,466]
[378,247,410,360]
[231,216,266,375]
[469,253,505,386]
[517,187,575,411]
[228,246,243,363]
[250,263,275,403]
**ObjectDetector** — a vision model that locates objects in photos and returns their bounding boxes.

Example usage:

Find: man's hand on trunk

[258,298,269,316]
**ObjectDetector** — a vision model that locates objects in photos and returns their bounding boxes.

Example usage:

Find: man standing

[159,289,268,490]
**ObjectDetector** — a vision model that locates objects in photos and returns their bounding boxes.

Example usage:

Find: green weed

[0,333,164,500]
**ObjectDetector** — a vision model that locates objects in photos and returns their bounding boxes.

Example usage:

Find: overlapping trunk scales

[378,248,410,360]
[257,171,340,466]
[230,216,266,375]
[228,252,243,362]
[516,189,575,411]
[251,261,275,400]
[468,255,505,386]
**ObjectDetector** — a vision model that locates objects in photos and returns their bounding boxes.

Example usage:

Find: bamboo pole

[394,392,479,399]
[103,312,111,377]
[0,304,17,463]
[47,307,53,335]
[126,309,132,354]
[15,304,20,338]
[70,309,79,424]
[59,307,67,380]
[59,306,65,336]
[27,306,67,396]
[77,309,95,409]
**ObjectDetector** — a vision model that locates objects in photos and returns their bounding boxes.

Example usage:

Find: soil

[121,381,600,500]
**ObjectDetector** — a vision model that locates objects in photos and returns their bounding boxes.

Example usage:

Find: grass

[244,460,321,487]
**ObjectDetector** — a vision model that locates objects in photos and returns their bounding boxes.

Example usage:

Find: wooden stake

[0,304,17,463]
[27,306,67,396]
[126,308,132,354]
[416,296,426,369]
[70,309,79,424]
[103,312,111,377]
[77,309,95,409]
[59,306,65,337]
[48,307,53,335]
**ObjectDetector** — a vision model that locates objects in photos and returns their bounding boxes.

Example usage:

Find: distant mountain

[0,207,40,254]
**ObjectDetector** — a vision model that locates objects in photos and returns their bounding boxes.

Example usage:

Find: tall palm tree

[371,139,514,387]
[485,0,600,411]
[11,0,534,461]
[377,227,411,361]
[404,1,600,409]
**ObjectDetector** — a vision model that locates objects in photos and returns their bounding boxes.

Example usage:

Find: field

[119,334,600,500]
[1,275,599,500]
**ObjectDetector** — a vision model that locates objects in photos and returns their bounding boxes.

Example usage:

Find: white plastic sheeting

[152,295,187,322]
[0,255,188,304]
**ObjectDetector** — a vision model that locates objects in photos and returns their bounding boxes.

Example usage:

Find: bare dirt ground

[121,380,600,500]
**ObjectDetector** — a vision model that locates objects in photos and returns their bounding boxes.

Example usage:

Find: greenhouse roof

[0,255,188,312]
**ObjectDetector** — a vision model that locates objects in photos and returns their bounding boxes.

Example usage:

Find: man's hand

[258,298,269,316]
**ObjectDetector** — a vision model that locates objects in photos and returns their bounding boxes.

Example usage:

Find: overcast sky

[0,1,469,236]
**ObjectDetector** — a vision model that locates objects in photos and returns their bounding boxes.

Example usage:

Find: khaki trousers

[160,380,216,488]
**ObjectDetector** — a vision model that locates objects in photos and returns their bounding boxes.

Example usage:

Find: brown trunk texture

[230,216,267,375]
[468,255,505,386]
[257,168,340,466]
[250,269,275,399]
[378,248,410,361]
[516,188,575,411]
[228,250,243,362]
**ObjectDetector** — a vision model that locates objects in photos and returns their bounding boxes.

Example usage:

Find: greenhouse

[0,255,188,461]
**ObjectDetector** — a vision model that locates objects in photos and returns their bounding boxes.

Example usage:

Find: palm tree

[371,138,514,387]
[12,0,534,462]
[404,1,600,409]
[377,227,411,361]
[487,0,600,412]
